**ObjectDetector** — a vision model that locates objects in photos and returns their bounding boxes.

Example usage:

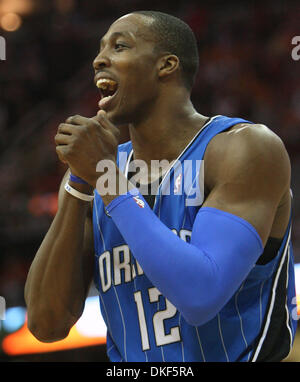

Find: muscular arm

[203,123,291,245]
[24,170,94,342]
[101,124,291,325]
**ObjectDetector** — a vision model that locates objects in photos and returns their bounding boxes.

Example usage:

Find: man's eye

[115,43,127,50]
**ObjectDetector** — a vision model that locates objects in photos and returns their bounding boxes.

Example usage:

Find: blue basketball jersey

[92,115,297,362]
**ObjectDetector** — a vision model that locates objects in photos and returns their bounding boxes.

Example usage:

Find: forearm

[105,190,263,326]
[25,189,92,341]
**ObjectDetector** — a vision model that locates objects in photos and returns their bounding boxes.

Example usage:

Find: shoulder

[204,122,291,191]
[206,122,288,160]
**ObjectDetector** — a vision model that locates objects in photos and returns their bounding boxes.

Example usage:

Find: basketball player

[24,11,297,361]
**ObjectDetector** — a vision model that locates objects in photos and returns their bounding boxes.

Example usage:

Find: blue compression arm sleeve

[106,189,264,326]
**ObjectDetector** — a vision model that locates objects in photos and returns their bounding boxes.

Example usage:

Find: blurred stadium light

[1,266,300,357]
[1,296,107,356]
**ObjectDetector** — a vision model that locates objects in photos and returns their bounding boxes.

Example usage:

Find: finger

[95,110,120,137]
[66,114,90,125]
[54,132,73,146]
[58,123,79,135]
[89,115,114,138]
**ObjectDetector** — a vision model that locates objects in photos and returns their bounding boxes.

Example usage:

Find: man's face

[93,14,160,125]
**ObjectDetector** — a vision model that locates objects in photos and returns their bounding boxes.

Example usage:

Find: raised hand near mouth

[54,110,120,189]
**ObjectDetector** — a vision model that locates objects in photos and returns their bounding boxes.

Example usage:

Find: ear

[157,54,180,79]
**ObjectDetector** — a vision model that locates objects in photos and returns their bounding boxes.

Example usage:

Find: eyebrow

[100,31,132,47]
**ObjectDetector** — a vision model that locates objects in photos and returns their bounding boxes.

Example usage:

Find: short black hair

[133,10,199,91]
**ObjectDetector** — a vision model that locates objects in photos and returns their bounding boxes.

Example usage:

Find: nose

[93,51,110,71]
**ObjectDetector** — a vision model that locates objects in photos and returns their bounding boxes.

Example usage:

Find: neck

[128,90,208,165]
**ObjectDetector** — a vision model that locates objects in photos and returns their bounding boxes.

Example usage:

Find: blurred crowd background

[0,0,300,361]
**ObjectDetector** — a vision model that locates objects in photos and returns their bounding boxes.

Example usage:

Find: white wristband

[64,182,94,202]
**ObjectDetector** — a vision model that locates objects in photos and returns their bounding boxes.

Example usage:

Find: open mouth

[96,78,118,110]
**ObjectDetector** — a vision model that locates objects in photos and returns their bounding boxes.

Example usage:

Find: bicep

[203,185,275,247]
[202,124,291,246]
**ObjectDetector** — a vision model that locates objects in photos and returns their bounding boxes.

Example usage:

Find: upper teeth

[96,78,117,91]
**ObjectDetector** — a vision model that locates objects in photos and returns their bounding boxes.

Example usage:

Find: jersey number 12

[134,287,181,351]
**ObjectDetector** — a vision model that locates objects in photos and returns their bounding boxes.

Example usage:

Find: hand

[55,110,120,188]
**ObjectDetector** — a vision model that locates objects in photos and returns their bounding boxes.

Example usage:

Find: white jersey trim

[251,227,291,361]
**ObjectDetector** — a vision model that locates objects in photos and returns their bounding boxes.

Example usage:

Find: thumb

[96,109,107,121]
[90,109,107,123]
[94,110,120,137]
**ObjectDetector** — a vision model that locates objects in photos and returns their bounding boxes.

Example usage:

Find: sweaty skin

[24,13,291,342]
[203,123,290,246]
